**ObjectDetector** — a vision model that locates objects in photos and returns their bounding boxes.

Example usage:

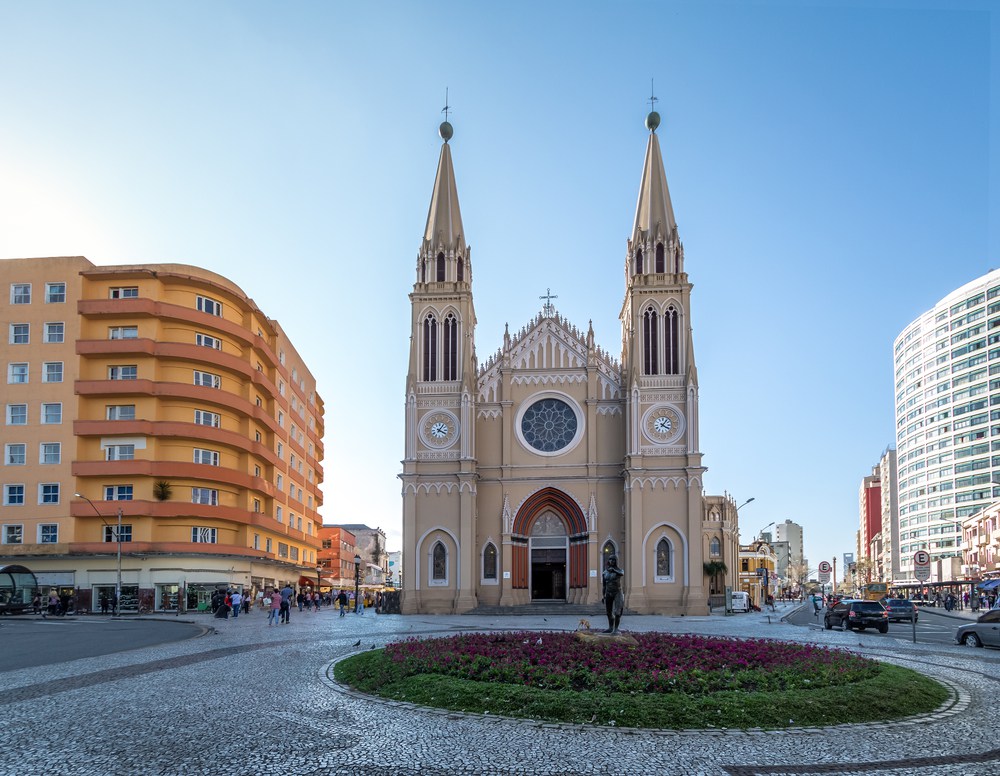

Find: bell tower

[619,106,706,614]
[400,116,479,614]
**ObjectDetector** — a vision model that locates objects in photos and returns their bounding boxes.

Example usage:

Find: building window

[104,485,133,501]
[430,541,448,585]
[3,524,23,544]
[436,252,445,282]
[109,287,138,299]
[277,542,289,558]
[193,448,220,466]
[602,540,617,563]
[276,475,283,490]
[10,284,31,304]
[8,363,29,384]
[664,305,679,374]
[253,533,260,550]
[655,537,674,581]
[108,326,138,339]
[106,405,135,421]
[40,443,61,464]
[196,333,222,350]
[109,365,137,380]
[39,483,60,504]
[194,409,220,427]
[9,324,29,344]
[252,498,261,513]
[635,248,643,274]
[277,411,284,427]
[643,306,659,375]
[104,524,132,542]
[443,313,458,381]
[105,444,135,461]
[45,283,66,303]
[289,546,299,561]
[196,295,223,316]
[710,537,721,557]
[655,242,665,273]
[5,444,26,466]
[276,506,283,523]
[39,524,58,543]
[193,370,221,388]
[191,488,219,506]
[3,485,25,506]
[266,537,273,553]
[43,323,64,343]
[6,404,27,425]
[423,314,437,381]
[253,465,261,477]
[41,403,62,424]
[42,362,63,383]
[483,543,498,580]
[192,527,217,543]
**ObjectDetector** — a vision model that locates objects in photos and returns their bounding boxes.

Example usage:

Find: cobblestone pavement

[1,604,997,775]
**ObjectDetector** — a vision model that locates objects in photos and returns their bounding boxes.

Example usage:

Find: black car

[883,598,918,623]
[824,599,889,633]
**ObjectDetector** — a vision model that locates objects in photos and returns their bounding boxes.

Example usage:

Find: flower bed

[334,631,949,729]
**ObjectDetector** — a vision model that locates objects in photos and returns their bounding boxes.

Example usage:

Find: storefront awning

[976,579,1000,590]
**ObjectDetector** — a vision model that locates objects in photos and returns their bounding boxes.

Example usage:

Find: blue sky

[1,1,996,571]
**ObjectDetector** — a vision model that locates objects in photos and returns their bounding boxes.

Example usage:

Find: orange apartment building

[318,526,357,592]
[1,256,324,611]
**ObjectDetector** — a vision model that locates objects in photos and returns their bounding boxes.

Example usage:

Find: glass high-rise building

[893,269,1000,580]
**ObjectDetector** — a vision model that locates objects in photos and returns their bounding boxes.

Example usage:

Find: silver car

[955,608,1000,648]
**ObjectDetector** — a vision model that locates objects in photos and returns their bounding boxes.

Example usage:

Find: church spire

[420,119,467,262]
[631,111,677,251]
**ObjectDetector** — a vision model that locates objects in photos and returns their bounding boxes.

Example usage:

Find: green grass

[334,647,950,730]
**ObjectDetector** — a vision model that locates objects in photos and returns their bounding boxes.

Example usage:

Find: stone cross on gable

[539,288,558,317]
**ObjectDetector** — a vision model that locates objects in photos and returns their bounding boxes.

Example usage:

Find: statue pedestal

[574,629,638,646]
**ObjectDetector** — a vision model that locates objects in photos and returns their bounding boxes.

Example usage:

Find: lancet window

[665,305,679,374]
[643,306,659,375]
[483,543,497,580]
[457,256,464,282]
[422,314,437,381]
[635,249,643,275]
[656,537,673,577]
[655,242,665,273]
[443,313,458,381]
[436,252,446,282]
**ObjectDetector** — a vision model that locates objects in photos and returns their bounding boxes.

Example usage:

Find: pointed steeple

[421,123,466,258]
[631,117,677,247]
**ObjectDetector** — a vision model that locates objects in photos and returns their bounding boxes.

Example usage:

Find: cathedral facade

[400,112,737,615]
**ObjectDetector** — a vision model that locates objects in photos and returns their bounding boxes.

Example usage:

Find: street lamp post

[76,493,122,616]
[316,565,322,597]
[353,554,362,613]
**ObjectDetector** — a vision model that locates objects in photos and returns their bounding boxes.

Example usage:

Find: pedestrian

[337,589,348,617]
[313,592,320,612]
[280,583,294,623]
[267,589,281,625]
[31,593,41,614]
[99,593,109,615]
[230,590,243,618]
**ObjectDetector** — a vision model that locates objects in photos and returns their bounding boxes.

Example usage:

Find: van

[730,591,750,613]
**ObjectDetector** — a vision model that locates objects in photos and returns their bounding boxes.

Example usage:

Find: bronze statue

[602,555,624,634]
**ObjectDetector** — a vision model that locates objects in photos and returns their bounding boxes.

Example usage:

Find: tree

[703,561,728,594]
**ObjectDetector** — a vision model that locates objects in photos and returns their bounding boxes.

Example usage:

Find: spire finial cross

[442,87,451,122]
[539,288,558,317]
[648,78,658,113]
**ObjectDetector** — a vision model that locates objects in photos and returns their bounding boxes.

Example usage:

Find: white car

[730,591,750,613]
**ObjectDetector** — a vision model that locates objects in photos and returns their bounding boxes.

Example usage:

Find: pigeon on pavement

[352,639,361,647]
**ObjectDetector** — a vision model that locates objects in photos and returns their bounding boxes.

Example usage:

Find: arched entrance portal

[529,510,567,601]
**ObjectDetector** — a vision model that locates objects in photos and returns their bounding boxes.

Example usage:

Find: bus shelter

[0,565,38,614]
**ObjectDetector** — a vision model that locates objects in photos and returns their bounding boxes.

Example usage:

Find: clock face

[420,411,459,449]
[643,405,683,444]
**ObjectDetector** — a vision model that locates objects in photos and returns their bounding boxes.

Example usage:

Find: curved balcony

[72,459,269,493]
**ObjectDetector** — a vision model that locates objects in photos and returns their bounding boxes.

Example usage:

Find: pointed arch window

[457,256,464,282]
[422,314,438,381]
[665,305,679,374]
[436,252,446,282]
[655,242,665,273]
[443,313,458,381]
[710,537,721,557]
[483,542,498,581]
[655,537,674,581]
[430,540,448,586]
[602,540,617,563]
[643,306,659,375]
[421,259,426,283]
[635,249,643,275]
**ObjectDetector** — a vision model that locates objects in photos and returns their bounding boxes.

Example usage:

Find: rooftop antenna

[540,287,558,317]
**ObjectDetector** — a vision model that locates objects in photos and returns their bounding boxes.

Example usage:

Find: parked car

[824,599,889,633]
[955,608,1000,648]
[883,598,918,623]
[730,591,750,613]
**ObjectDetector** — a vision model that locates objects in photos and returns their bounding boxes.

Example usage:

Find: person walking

[267,589,281,625]
[337,590,348,617]
[279,583,294,623]
[230,590,243,619]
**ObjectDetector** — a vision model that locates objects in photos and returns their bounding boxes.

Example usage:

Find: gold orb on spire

[439,121,454,142]
[645,111,660,132]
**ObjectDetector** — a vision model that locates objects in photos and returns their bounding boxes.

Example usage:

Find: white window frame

[104,524,133,542]
[109,287,139,299]
[38,483,60,504]
[3,485,25,506]
[8,363,29,384]
[109,326,139,340]
[40,443,61,464]
[104,485,133,501]
[43,322,64,343]
[195,333,222,350]
[196,295,223,316]
[3,524,23,544]
[105,444,135,462]
[191,487,219,506]
[109,365,137,380]
[6,404,27,425]
[42,361,63,383]
[428,540,449,586]
[193,448,220,466]
[276,505,283,523]
[9,323,29,344]
[653,535,676,584]
[38,523,58,543]
[5,444,26,466]
[192,526,217,543]
[193,370,221,389]
[106,404,136,421]
[10,284,31,304]
[194,409,221,427]
[265,537,273,553]
[41,403,62,425]
[45,282,66,303]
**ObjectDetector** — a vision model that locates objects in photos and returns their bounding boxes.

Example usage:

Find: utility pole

[832,556,837,595]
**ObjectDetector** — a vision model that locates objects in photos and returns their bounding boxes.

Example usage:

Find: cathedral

[400,110,738,615]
